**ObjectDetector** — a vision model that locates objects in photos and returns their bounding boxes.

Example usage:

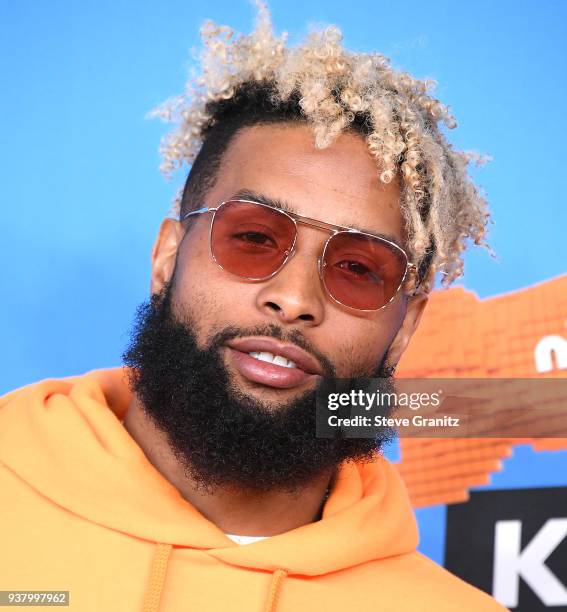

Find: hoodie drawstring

[142,543,172,612]
[264,568,288,612]
[142,544,286,612]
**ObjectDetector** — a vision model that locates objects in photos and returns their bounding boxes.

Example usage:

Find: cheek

[332,332,386,376]
[171,229,256,335]
[329,299,405,376]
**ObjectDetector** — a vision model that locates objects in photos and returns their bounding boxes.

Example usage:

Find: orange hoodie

[0,368,507,611]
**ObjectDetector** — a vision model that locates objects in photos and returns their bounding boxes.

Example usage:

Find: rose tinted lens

[211,200,296,279]
[322,232,408,310]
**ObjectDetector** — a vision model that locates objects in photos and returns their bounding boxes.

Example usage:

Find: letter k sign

[493,519,567,607]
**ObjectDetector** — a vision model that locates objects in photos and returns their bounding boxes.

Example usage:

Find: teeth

[248,351,297,369]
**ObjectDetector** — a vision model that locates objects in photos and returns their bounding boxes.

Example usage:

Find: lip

[223,337,323,390]
[225,337,323,375]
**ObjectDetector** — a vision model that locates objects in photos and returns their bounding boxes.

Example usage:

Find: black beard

[122,281,395,495]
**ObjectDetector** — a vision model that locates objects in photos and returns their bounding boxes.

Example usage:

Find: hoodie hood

[0,367,418,577]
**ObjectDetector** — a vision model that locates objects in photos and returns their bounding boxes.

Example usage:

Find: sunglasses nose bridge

[284,245,296,260]
[317,232,334,273]
[278,235,297,274]
[290,228,331,279]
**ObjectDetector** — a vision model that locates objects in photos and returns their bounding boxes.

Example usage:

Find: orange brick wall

[394,274,567,507]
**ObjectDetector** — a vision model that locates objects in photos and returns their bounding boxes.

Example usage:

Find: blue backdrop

[2,0,566,565]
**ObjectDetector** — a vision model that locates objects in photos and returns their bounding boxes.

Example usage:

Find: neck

[122,396,335,536]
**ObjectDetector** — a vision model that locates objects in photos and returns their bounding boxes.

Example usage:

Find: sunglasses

[180,199,417,311]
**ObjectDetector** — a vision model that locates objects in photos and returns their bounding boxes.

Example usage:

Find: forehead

[207,123,406,245]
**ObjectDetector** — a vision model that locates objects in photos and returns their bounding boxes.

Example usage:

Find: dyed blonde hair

[151,1,494,293]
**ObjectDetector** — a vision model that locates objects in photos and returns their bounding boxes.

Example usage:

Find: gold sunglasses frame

[180,198,417,312]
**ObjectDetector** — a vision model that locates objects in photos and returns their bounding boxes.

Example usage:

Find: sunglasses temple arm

[178,207,215,222]
[405,263,428,297]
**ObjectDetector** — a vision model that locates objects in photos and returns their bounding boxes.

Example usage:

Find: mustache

[204,322,337,379]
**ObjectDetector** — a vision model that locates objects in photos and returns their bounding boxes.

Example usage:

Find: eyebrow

[230,188,404,249]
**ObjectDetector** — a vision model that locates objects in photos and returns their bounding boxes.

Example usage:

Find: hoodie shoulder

[0,374,86,408]
[309,549,507,611]
[402,551,508,610]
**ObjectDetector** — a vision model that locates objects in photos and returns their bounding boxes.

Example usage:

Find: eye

[238,232,269,244]
[335,260,382,282]
[337,261,368,275]
[232,231,278,249]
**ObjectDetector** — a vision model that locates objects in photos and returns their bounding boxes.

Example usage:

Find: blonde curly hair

[150,0,494,293]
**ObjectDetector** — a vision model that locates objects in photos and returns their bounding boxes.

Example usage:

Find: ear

[150,219,185,295]
[386,293,429,368]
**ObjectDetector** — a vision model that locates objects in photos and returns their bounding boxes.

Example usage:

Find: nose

[254,234,326,326]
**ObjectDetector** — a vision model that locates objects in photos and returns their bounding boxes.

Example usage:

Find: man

[0,3,506,611]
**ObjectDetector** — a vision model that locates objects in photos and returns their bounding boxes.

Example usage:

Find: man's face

[126,123,427,493]
[159,124,424,394]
